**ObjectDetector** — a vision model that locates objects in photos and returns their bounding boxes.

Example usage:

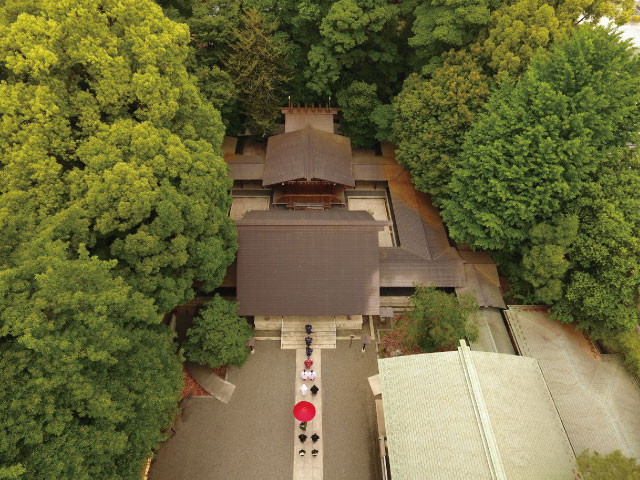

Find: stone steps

[281,323,336,349]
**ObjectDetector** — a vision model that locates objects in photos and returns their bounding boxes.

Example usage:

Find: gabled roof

[378,343,576,479]
[236,209,383,316]
[262,127,355,187]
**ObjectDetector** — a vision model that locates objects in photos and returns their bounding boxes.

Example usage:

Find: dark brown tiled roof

[236,209,382,315]
[263,127,355,187]
[379,248,467,288]
[226,154,265,180]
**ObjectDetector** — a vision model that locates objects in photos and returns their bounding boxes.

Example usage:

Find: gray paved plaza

[149,341,295,480]
[149,340,382,480]
[322,341,381,480]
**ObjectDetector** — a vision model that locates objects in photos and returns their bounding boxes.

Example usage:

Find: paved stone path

[293,348,323,480]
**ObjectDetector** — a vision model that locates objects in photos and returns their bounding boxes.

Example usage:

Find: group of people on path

[299,324,319,458]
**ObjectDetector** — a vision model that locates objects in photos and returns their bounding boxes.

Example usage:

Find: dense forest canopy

[1,0,639,478]
[0,0,235,478]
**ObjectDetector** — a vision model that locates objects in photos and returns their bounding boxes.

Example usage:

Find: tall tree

[442,26,640,251]
[183,295,253,368]
[225,9,288,137]
[306,0,400,97]
[552,148,640,335]
[404,285,479,352]
[393,50,489,204]
[337,81,381,147]
[0,241,183,480]
[478,0,564,78]
[0,0,236,312]
[408,0,501,70]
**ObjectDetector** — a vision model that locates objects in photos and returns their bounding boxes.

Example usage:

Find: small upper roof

[263,127,355,187]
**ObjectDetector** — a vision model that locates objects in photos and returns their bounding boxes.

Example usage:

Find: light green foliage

[0,465,25,480]
[443,26,640,251]
[393,51,489,204]
[405,285,479,352]
[0,0,236,312]
[409,0,499,68]
[225,9,288,137]
[556,0,635,25]
[577,450,640,479]
[520,215,579,304]
[183,295,253,368]
[307,0,399,96]
[481,0,563,78]
[337,81,381,147]
[0,242,183,480]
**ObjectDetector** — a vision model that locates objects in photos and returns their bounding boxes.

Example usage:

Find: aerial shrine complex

[224,104,505,337]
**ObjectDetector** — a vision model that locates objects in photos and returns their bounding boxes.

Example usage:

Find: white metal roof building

[377,342,576,479]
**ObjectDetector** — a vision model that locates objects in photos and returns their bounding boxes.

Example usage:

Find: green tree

[0,242,183,480]
[370,103,394,143]
[404,285,479,352]
[479,0,564,78]
[519,215,579,304]
[183,295,253,368]
[442,26,640,251]
[306,0,399,97]
[337,81,381,147]
[409,0,500,69]
[393,51,489,204]
[553,148,640,335]
[556,0,635,25]
[577,450,640,479]
[0,0,237,312]
[225,9,288,137]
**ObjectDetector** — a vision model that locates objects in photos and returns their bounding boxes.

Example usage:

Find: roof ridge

[458,340,507,480]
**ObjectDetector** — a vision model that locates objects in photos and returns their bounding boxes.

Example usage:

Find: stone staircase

[281,319,337,349]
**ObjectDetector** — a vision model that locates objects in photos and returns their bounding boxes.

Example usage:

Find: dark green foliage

[183,295,253,368]
[409,0,500,69]
[0,243,183,480]
[393,50,489,204]
[552,149,640,336]
[443,27,640,336]
[370,104,394,143]
[337,81,381,147]
[443,26,640,252]
[577,450,640,479]
[404,285,479,352]
[225,9,288,137]
[306,0,400,97]
[520,215,579,304]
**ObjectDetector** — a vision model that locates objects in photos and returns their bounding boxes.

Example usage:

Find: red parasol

[293,401,316,422]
